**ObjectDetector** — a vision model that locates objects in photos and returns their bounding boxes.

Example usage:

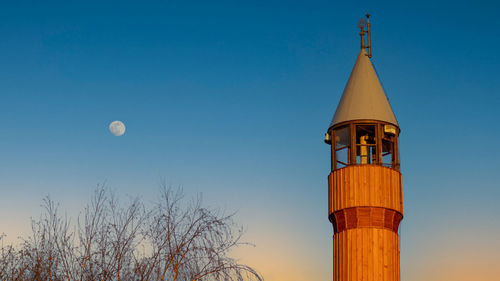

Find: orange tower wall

[328,165,403,281]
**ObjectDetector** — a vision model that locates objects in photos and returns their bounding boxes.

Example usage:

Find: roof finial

[357,13,372,58]
[358,17,367,50]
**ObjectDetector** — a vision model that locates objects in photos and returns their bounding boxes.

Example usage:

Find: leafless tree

[0,185,263,281]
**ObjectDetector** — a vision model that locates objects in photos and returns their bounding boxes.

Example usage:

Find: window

[330,122,399,171]
[355,125,376,164]
[382,126,396,168]
[334,126,350,168]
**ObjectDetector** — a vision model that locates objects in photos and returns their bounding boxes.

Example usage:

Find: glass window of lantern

[382,138,393,167]
[382,125,396,168]
[334,126,350,168]
[355,125,377,164]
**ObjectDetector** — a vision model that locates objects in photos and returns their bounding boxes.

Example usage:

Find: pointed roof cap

[329,49,398,129]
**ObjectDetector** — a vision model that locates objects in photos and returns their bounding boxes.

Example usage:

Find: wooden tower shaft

[328,165,403,281]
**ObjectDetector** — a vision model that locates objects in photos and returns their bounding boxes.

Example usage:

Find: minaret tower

[325,14,403,281]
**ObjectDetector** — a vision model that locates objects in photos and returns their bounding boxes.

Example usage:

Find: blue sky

[0,1,499,280]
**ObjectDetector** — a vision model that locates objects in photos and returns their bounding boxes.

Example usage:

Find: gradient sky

[1,1,499,280]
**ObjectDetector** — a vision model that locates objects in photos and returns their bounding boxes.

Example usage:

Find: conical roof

[329,49,398,129]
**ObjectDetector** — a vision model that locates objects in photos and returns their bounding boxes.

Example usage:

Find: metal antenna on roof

[358,12,372,58]
[365,12,372,58]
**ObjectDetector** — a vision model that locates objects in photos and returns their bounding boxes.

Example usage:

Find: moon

[109,120,126,136]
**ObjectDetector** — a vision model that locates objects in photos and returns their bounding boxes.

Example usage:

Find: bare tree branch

[0,184,263,281]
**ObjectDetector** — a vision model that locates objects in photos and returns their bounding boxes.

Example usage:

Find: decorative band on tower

[331,207,403,234]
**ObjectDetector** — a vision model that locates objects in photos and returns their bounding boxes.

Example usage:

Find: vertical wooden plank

[343,230,353,280]
[377,166,381,206]
[387,230,390,281]
[390,231,395,281]
[377,167,382,206]
[369,166,373,206]
[344,168,348,209]
[336,170,339,211]
[385,230,389,281]
[340,169,343,210]
[372,166,376,206]
[385,169,389,208]
[362,228,368,281]
[388,169,393,209]
[358,228,363,281]
[338,234,341,281]
[397,235,400,281]
[388,168,393,208]
[373,166,378,207]
[372,229,376,281]
[356,166,360,206]
[395,234,399,281]
[362,167,367,207]
[342,168,347,210]
[390,232,394,281]
[336,172,339,212]
[349,167,354,208]
[338,234,342,281]
[334,235,338,281]
[393,171,398,210]
[367,228,372,281]
[387,171,397,209]
[342,169,346,210]
[374,228,380,281]
[376,167,381,207]
[381,168,386,208]
[348,167,352,207]
[362,166,366,206]
[357,229,362,281]
[372,228,377,281]
[328,174,332,216]
[346,230,351,281]
[335,170,339,211]
[332,174,335,214]
[333,233,336,279]
[388,231,392,281]
[399,173,404,213]
[341,234,344,281]
[386,169,391,209]
[340,234,343,281]
[395,233,398,281]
